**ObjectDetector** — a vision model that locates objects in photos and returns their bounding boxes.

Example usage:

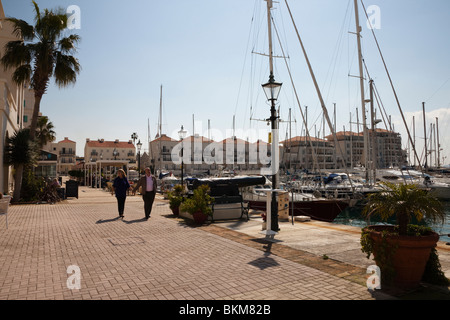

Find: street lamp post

[131,132,138,148]
[261,0,283,233]
[262,72,282,232]
[137,139,142,175]
[178,125,187,189]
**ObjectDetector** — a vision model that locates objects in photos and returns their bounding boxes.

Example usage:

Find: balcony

[60,150,76,156]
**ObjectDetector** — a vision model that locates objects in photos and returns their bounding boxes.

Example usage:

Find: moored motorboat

[242,185,350,223]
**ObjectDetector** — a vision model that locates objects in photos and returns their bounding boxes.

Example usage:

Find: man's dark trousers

[143,192,155,219]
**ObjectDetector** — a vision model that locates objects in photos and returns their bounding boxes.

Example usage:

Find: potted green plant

[180,185,214,225]
[361,182,447,289]
[167,184,184,216]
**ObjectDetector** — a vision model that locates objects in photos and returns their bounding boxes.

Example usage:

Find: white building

[0,2,30,194]
[49,137,77,175]
[84,138,136,163]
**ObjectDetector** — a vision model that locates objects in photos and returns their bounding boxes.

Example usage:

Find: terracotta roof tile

[58,137,76,143]
[86,140,135,149]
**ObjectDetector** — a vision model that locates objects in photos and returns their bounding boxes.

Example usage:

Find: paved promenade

[0,186,448,302]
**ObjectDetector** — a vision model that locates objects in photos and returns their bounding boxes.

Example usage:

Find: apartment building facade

[48,137,77,175]
[326,130,406,169]
[281,136,336,171]
[84,139,136,163]
[149,134,276,175]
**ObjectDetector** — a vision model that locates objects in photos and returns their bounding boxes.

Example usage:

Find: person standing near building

[133,167,157,220]
[111,169,131,219]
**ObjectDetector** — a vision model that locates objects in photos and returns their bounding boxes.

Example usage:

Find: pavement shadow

[248,241,280,270]
[123,218,148,224]
[95,217,121,224]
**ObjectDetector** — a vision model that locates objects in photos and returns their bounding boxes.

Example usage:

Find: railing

[60,151,76,156]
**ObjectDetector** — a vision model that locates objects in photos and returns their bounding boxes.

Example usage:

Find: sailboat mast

[266,0,275,76]
[148,118,153,172]
[369,80,377,182]
[266,0,279,190]
[413,116,416,167]
[289,108,292,171]
[159,85,163,175]
[436,117,441,168]
[350,112,353,168]
[423,102,427,169]
[284,0,353,177]
[354,0,369,181]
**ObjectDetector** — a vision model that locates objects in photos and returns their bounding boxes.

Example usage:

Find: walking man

[133,167,157,220]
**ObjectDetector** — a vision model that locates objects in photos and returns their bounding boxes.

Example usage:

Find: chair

[0,195,11,229]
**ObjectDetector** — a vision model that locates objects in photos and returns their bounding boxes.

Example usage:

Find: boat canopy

[189,176,266,190]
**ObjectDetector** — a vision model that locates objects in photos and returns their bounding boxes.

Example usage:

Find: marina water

[333,201,450,243]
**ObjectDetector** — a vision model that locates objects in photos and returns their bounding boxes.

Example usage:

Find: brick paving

[0,186,391,300]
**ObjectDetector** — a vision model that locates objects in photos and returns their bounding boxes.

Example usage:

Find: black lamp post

[262,72,282,232]
[137,139,142,175]
[178,125,187,189]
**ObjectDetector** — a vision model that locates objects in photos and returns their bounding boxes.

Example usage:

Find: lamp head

[262,73,282,101]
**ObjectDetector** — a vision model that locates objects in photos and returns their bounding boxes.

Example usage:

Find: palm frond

[4,129,35,166]
[5,18,35,41]
[1,40,32,71]
[12,64,32,84]
[35,8,68,42]
[36,116,56,147]
[362,182,446,235]
[32,1,41,25]
[54,52,80,88]
[59,35,81,53]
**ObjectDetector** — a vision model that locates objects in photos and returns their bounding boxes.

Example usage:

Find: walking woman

[111,169,131,219]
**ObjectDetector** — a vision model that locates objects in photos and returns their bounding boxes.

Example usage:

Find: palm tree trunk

[13,92,42,202]
[29,93,43,140]
[13,164,24,202]
[398,211,409,236]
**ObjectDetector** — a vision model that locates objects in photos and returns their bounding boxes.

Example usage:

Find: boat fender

[313,190,322,198]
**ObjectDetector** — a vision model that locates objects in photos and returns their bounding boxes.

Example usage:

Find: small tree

[167,184,184,210]
[4,129,37,201]
[180,185,213,216]
[362,182,446,236]
[36,116,56,148]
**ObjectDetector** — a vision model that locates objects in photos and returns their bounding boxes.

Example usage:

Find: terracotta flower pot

[170,206,180,216]
[192,211,208,225]
[365,225,439,289]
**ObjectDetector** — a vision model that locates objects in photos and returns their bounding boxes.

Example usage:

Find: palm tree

[4,129,37,201]
[362,182,446,236]
[36,116,56,148]
[0,1,81,140]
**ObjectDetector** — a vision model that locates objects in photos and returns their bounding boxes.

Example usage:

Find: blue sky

[3,0,450,166]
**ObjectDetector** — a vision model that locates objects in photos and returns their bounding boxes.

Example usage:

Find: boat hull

[247,198,349,222]
[427,186,450,200]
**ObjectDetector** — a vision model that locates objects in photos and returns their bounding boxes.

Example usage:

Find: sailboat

[351,3,450,200]
[239,0,351,222]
